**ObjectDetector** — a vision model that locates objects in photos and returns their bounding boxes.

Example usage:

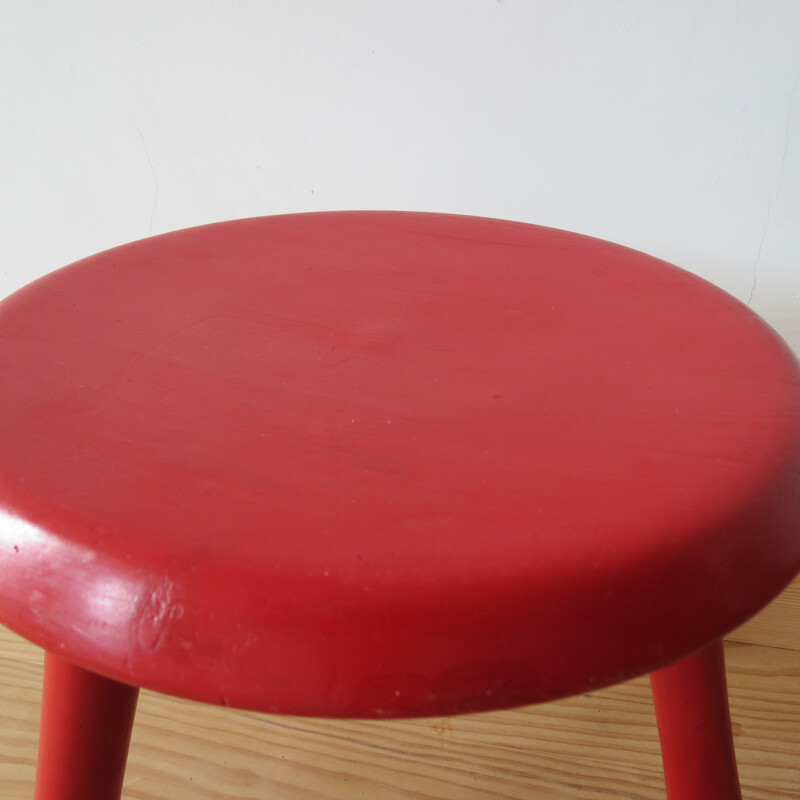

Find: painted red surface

[651,641,742,800]
[0,211,799,717]
[34,653,138,800]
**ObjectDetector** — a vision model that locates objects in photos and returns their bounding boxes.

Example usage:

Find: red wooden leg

[35,652,139,800]
[649,640,742,800]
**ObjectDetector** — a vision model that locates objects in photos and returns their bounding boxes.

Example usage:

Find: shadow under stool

[1,212,799,799]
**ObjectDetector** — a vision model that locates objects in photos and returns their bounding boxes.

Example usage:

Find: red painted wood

[0,212,799,717]
[650,641,742,800]
[35,652,138,800]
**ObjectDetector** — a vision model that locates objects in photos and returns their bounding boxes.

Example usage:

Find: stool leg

[34,652,139,800]
[649,640,742,800]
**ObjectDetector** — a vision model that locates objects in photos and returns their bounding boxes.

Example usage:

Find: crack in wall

[747,205,769,308]
[129,117,160,235]
[747,68,799,308]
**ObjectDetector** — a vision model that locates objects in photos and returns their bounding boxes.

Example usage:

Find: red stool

[1,212,798,799]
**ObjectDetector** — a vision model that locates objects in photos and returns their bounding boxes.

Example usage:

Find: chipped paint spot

[138,581,183,652]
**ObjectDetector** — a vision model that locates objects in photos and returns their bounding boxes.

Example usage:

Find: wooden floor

[2,578,800,799]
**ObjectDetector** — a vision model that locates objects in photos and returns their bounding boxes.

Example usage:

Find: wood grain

[1,626,799,799]
[730,573,800,652]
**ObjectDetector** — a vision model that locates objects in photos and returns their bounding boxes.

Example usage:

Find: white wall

[2,1,798,349]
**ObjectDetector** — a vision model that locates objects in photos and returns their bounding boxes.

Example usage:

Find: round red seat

[1,211,799,721]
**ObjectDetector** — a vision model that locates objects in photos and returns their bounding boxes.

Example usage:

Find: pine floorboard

[1,619,799,799]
